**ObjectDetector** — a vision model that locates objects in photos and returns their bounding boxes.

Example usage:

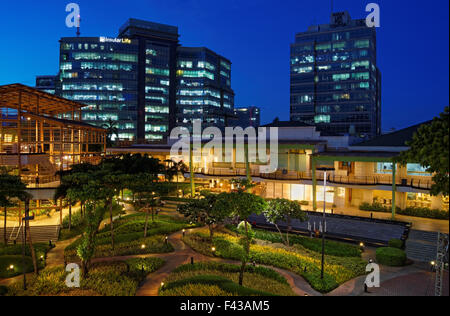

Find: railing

[194,168,433,190]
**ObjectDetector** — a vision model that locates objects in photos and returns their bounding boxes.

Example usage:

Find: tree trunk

[274,224,287,246]
[209,224,214,241]
[3,206,7,245]
[82,260,89,278]
[286,217,291,247]
[68,204,72,232]
[144,207,149,238]
[80,202,84,218]
[239,220,250,286]
[24,201,38,276]
[109,198,114,250]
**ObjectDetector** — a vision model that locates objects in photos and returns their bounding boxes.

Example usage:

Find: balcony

[195,167,433,190]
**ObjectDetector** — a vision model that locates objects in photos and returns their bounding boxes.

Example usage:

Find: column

[312,158,317,211]
[392,162,397,219]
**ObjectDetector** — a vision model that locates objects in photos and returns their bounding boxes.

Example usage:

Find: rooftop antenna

[76,15,81,37]
[331,0,334,14]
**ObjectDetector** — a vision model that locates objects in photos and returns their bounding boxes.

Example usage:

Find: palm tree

[165,160,188,193]
[102,119,119,147]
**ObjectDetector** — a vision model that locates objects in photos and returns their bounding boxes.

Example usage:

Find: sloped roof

[354,121,432,147]
[262,121,313,128]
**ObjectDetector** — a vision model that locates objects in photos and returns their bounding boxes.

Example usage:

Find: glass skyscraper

[290,12,381,139]
[176,47,234,131]
[58,37,140,141]
[53,19,234,143]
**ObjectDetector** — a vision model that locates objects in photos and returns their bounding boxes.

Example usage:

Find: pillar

[189,144,195,197]
[312,158,317,211]
[392,163,397,219]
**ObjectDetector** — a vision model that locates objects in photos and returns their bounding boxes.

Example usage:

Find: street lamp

[316,167,335,280]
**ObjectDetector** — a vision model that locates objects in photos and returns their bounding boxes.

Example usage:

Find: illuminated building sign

[99,37,132,44]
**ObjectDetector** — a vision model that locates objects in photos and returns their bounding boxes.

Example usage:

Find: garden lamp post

[317,167,335,280]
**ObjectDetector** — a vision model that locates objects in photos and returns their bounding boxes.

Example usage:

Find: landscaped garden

[4,257,165,296]
[0,243,53,278]
[159,262,296,296]
[183,227,366,293]
[64,213,197,262]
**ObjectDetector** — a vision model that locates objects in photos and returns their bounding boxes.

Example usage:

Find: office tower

[57,37,140,141]
[118,19,179,143]
[232,106,260,128]
[290,11,381,139]
[55,19,234,143]
[35,75,57,94]
[176,47,234,131]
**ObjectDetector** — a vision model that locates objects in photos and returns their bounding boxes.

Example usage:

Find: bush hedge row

[359,203,449,220]
[376,247,407,267]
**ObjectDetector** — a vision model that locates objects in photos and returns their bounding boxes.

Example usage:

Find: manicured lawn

[160,262,295,296]
[183,228,366,293]
[4,258,165,296]
[0,243,53,278]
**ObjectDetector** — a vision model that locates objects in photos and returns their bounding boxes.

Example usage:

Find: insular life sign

[99,37,132,44]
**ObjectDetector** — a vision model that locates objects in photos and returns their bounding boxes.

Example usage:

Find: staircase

[406,230,439,263]
[0,225,60,244]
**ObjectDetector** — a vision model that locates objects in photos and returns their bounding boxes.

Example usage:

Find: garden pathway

[2,227,440,297]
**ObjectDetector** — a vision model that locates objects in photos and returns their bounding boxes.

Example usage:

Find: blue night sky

[0,0,448,130]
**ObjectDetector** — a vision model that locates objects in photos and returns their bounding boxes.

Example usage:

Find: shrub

[0,285,8,296]
[376,247,407,267]
[0,256,34,278]
[388,239,404,249]
[227,225,361,258]
[173,262,288,285]
[183,229,366,293]
[360,203,449,220]
[160,284,231,296]
[5,258,165,296]
[160,275,275,296]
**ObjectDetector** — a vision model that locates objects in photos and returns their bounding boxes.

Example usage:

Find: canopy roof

[0,83,84,115]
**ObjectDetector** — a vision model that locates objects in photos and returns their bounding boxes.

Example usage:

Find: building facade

[176,47,234,131]
[0,84,106,186]
[232,106,261,128]
[290,12,381,139]
[108,121,449,221]
[52,19,234,144]
[35,75,57,94]
[57,36,140,141]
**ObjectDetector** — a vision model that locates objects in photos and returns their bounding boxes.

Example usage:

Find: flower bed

[5,258,165,296]
[183,229,366,293]
[160,262,295,296]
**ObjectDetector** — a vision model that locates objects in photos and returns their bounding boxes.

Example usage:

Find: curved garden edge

[2,227,374,297]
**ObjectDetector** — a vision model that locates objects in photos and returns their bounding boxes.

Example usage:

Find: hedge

[160,275,276,296]
[376,247,407,267]
[388,239,404,249]
[359,203,449,220]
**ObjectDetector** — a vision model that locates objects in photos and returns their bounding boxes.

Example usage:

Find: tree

[65,170,105,277]
[397,107,449,197]
[165,160,188,192]
[178,192,232,240]
[102,119,119,147]
[221,189,267,286]
[264,199,307,246]
[0,174,30,245]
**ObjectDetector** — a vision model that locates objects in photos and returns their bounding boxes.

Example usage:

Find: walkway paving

[2,226,446,297]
